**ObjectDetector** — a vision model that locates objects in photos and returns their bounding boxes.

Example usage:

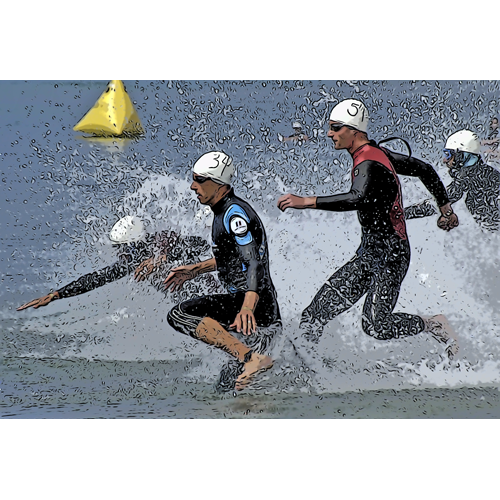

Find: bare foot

[423,314,459,359]
[235,353,273,391]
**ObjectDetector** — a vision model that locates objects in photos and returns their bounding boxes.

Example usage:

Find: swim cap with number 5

[329,99,369,133]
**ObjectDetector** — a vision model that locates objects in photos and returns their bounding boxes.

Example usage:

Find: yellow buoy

[73,80,144,137]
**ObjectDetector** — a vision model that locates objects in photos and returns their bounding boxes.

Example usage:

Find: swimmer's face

[191,174,224,206]
[491,118,499,130]
[327,121,357,150]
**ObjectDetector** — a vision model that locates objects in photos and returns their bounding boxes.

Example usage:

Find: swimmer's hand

[163,265,196,292]
[437,214,459,231]
[17,291,60,311]
[230,308,257,336]
[229,291,259,335]
[277,194,317,211]
[135,255,166,281]
[437,203,459,231]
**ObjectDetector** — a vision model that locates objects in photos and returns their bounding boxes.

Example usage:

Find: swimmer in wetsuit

[165,151,281,391]
[17,216,212,310]
[277,99,459,357]
[405,129,500,232]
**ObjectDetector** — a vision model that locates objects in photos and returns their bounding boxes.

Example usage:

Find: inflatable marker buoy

[73,80,144,137]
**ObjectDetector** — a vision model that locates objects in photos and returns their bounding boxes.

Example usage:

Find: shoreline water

[1,357,499,419]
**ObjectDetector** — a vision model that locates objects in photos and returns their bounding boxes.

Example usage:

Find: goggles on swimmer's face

[443,149,455,160]
[329,122,346,133]
[193,175,210,184]
[330,122,357,133]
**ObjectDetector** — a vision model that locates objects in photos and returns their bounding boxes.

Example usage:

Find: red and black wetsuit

[301,142,450,341]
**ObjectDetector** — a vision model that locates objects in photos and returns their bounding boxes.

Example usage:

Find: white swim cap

[193,151,234,185]
[445,129,480,155]
[293,122,302,129]
[109,216,145,244]
[329,99,369,133]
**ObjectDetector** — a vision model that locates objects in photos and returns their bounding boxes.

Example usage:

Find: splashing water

[2,80,500,408]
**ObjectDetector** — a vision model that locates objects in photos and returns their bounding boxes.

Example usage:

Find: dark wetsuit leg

[168,292,279,336]
[361,237,424,339]
[301,234,425,342]
[300,254,372,342]
[168,292,281,393]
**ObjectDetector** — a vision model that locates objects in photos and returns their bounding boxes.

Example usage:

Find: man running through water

[17,216,214,310]
[165,151,281,391]
[277,98,459,358]
[405,129,500,231]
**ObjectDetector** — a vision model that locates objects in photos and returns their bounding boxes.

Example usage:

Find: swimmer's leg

[360,238,426,340]
[300,253,371,342]
[168,297,273,391]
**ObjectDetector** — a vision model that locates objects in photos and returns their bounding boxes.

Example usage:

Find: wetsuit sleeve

[443,179,465,205]
[404,200,438,219]
[224,205,264,294]
[384,149,450,207]
[238,241,265,293]
[57,257,132,298]
[315,161,380,211]
[405,179,464,219]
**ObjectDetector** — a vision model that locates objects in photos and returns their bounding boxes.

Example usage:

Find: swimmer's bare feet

[423,314,459,359]
[235,352,273,391]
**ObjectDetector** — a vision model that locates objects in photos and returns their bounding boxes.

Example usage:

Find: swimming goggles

[193,175,210,184]
[443,149,455,160]
[330,123,346,132]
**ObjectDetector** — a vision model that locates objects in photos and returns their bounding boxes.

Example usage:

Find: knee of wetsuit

[361,316,392,341]
[167,304,192,332]
[167,303,202,339]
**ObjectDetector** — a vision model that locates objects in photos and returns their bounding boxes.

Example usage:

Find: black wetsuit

[57,232,211,298]
[168,189,281,336]
[405,158,500,231]
[167,190,281,392]
[301,142,450,341]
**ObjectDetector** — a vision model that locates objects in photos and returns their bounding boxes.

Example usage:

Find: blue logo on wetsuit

[223,204,253,245]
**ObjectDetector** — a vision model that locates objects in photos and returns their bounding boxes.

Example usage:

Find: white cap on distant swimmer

[109,216,145,244]
[193,151,234,185]
[329,99,369,133]
[293,122,302,129]
[445,129,480,155]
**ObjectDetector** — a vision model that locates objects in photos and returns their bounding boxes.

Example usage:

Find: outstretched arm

[17,259,131,311]
[277,194,317,211]
[163,257,217,292]
[17,290,60,311]
[278,161,376,213]
[56,260,131,298]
